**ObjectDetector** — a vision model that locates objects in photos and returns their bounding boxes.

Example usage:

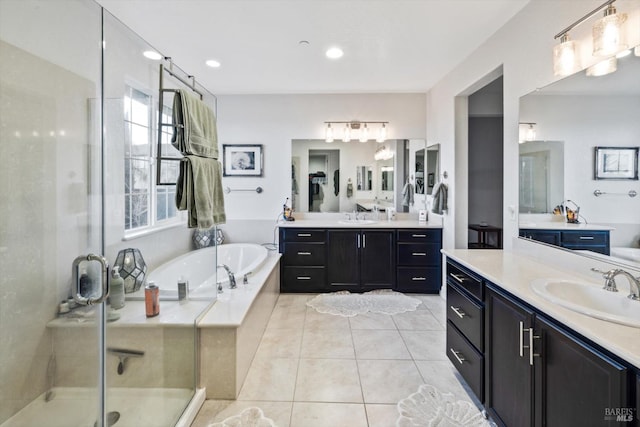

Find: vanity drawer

[397,229,442,243]
[447,283,483,351]
[397,243,440,266]
[446,260,483,301]
[282,243,325,266]
[282,266,326,292]
[561,231,608,245]
[280,228,326,243]
[396,267,441,293]
[447,320,484,401]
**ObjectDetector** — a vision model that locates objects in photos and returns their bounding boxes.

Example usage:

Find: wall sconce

[553,0,628,77]
[518,122,537,144]
[324,121,389,143]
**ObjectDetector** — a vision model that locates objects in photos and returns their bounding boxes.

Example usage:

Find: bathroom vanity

[278,220,442,294]
[443,250,639,427]
[519,223,612,255]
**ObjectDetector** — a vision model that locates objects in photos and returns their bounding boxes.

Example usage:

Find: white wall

[426,0,640,251]
[216,94,426,225]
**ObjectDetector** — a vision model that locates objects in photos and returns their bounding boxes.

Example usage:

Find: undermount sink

[530,278,640,328]
[338,219,379,225]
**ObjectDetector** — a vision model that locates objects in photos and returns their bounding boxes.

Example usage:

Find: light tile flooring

[191,293,478,427]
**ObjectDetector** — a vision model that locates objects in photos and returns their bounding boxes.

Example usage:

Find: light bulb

[553,34,581,77]
[592,5,627,57]
[377,123,387,143]
[360,124,369,143]
[343,124,351,142]
[325,123,334,143]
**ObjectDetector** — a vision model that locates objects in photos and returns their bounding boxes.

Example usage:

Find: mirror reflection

[291,139,427,213]
[518,47,640,269]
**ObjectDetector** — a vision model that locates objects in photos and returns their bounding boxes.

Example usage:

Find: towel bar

[224,186,263,194]
[593,189,637,198]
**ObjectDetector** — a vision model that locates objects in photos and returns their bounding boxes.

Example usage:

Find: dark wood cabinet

[519,228,610,255]
[279,228,327,292]
[534,315,629,427]
[485,284,632,427]
[485,285,535,427]
[327,229,394,291]
[396,229,442,293]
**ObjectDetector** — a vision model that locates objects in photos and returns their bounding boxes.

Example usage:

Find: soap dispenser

[109,266,125,310]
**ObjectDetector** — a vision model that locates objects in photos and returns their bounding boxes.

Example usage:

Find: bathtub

[127,243,269,301]
[610,247,640,264]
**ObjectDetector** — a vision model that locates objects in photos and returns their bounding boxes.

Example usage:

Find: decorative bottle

[110,266,125,310]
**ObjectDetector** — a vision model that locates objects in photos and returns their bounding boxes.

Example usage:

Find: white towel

[402,183,414,206]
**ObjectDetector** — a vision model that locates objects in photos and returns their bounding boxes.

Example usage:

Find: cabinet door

[360,230,394,289]
[327,230,360,288]
[486,286,535,427]
[534,315,629,427]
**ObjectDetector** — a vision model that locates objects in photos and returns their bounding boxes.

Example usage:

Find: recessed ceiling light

[205,59,221,68]
[326,47,344,59]
[143,50,162,60]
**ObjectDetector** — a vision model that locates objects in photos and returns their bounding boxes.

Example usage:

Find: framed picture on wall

[594,146,639,180]
[222,144,263,177]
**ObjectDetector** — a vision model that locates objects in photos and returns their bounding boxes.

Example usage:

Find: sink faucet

[218,264,237,289]
[591,268,640,300]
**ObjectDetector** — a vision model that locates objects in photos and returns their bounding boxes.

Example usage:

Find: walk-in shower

[0,1,214,425]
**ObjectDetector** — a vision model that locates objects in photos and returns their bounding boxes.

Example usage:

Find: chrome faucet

[592,268,640,300]
[218,264,237,289]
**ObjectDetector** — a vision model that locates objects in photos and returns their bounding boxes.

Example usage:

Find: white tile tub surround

[198,254,281,399]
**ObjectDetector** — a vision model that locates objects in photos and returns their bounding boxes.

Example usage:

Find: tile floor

[191,293,479,427]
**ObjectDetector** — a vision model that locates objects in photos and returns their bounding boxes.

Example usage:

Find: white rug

[397,385,495,427]
[306,289,422,317]
[208,407,276,427]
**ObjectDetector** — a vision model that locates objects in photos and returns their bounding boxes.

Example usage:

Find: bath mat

[396,384,495,427]
[306,289,421,317]
[208,407,276,427]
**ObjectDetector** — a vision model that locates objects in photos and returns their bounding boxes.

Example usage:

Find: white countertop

[278,219,442,229]
[442,249,640,368]
[519,221,615,231]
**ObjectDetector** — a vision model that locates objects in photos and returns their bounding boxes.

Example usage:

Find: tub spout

[218,264,237,289]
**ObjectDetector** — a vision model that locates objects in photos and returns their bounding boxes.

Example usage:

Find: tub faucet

[218,264,237,289]
[591,268,640,300]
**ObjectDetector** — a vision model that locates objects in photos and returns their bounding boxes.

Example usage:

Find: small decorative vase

[113,248,147,293]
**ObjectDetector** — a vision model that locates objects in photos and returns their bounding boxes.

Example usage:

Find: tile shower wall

[0,0,103,420]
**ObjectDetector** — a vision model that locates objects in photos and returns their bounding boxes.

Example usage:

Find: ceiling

[96,0,529,95]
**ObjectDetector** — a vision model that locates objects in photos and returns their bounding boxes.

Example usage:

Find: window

[123,86,180,234]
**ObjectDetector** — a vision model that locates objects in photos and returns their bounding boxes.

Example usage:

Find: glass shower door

[0,0,107,426]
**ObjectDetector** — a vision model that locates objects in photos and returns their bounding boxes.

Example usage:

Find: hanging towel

[172,89,218,159]
[176,156,226,228]
[346,182,353,198]
[402,182,414,207]
[431,182,448,215]
[333,169,340,196]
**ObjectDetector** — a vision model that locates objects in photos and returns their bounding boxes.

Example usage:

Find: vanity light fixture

[323,121,389,143]
[586,56,617,76]
[592,3,627,57]
[553,0,628,76]
[374,145,394,161]
[325,123,334,143]
[518,123,537,143]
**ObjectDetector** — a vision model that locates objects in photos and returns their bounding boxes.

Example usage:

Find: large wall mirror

[291,138,430,214]
[518,46,640,269]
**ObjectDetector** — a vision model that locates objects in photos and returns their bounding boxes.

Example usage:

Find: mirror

[518,47,640,269]
[291,139,428,213]
[426,143,440,195]
[415,149,425,194]
[356,165,372,191]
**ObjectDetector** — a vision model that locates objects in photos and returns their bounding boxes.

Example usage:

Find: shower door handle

[71,254,110,306]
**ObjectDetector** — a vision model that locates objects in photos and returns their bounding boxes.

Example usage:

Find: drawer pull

[450,306,466,318]
[297,252,312,255]
[297,233,312,237]
[449,273,466,284]
[296,276,311,280]
[412,234,426,238]
[578,236,595,240]
[519,321,525,357]
[412,252,427,256]
[411,277,426,281]
[449,348,466,365]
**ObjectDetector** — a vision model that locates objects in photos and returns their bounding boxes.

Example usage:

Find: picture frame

[594,146,639,180]
[222,144,263,177]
